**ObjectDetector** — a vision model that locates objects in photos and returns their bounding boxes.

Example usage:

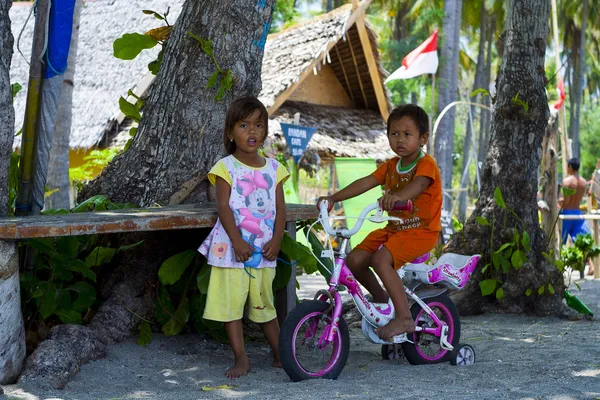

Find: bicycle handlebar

[318,200,413,237]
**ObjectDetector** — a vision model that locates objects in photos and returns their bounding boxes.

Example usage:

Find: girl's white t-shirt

[198,155,289,268]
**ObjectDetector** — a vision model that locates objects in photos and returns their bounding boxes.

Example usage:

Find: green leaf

[495,287,505,300]
[55,309,82,325]
[501,257,511,274]
[68,259,97,282]
[214,86,226,101]
[148,48,164,75]
[574,282,581,291]
[56,236,79,259]
[117,240,145,253]
[39,287,57,319]
[480,279,497,296]
[547,283,555,295]
[273,253,293,291]
[158,250,196,285]
[494,187,506,209]
[511,250,527,269]
[207,71,219,89]
[119,97,142,123]
[513,228,520,245]
[470,88,490,98]
[113,33,157,60]
[187,32,213,56]
[162,295,190,336]
[481,263,489,273]
[41,208,69,215]
[305,228,333,281]
[223,70,234,90]
[538,285,545,295]
[11,82,22,102]
[124,139,133,151]
[196,263,211,295]
[279,233,318,275]
[522,231,531,252]
[27,238,59,257]
[68,281,97,313]
[525,288,532,296]
[56,288,72,310]
[476,216,490,226]
[72,195,109,213]
[494,242,513,254]
[511,92,529,112]
[154,285,175,326]
[137,321,152,346]
[85,246,117,267]
[492,253,502,268]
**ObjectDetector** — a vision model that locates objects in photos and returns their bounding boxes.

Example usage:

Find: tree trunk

[540,109,559,255]
[434,0,462,210]
[459,3,487,222]
[44,0,82,210]
[21,0,277,390]
[445,0,568,316]
[0,0,25,385]
[79,0,276,206]
[326,0,333,12]
[478,13,494,165]
[571,0,587,159]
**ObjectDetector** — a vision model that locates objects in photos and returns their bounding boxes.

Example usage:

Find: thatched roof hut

[10,1,394,162]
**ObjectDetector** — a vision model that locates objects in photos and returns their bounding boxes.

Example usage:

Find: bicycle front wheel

[279,300,349,381]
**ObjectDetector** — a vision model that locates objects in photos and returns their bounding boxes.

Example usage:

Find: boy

[319,104,442,340]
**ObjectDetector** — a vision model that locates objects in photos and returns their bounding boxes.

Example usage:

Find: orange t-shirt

[372,153,442,232]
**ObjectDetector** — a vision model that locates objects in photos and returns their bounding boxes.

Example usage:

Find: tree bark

[0,0,24,385]
[540,109,559,255]
[478,14,494,165]
[458,3,487,222]
[571,0,587,159]
[45,0,82,210]
[79,0,276,206]
[434,0,462,210]
[445,0,568,316]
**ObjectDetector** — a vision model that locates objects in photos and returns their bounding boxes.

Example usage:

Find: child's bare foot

[272,357,282,368]
[376,317,415,341]
[225,356,250,379]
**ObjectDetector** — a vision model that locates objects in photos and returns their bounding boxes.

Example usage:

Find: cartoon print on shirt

[235,170,275,268]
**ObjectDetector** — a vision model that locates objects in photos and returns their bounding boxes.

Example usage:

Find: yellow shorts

[203,266,277,323]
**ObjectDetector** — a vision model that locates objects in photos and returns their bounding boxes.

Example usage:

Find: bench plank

[0,203,317,239]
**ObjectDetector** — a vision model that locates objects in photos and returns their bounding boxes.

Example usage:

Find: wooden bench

[559,212,600,280]
[0,202,316,313]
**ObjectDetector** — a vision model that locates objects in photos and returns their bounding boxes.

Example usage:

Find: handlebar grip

[392,199,413,212]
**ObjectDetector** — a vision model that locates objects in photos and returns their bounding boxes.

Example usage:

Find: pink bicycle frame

[319,239,445,344]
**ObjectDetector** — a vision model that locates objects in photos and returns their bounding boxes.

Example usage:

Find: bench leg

[0,240,26,384]
[276,221,298,326]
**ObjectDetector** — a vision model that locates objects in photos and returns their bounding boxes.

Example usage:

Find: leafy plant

[561,234,600,279]
[186,32,235,101]
[150,231,317,344]
[476,187,532,300]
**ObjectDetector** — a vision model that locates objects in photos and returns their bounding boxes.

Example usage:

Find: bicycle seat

[410,253,430,264]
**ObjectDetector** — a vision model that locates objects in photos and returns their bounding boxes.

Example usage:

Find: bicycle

[279,200,479,381]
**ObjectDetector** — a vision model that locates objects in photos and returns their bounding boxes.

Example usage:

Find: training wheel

[450,344,475,366]
[381,344,403,360]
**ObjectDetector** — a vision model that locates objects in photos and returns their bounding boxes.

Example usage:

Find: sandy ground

[2,275,600,400]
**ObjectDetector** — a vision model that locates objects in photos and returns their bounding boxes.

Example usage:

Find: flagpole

[429,73,436,157]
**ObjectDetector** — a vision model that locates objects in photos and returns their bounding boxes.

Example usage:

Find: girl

[198,96,289,379]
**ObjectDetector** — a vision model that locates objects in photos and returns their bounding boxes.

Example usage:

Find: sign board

[280,123,317,164]
[440,209,453,243]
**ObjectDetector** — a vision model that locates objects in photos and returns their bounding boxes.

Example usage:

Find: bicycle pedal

[392,333,412,344]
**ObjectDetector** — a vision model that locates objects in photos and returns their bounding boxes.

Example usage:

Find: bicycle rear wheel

[402,294,460,365]
[279,300,349,381]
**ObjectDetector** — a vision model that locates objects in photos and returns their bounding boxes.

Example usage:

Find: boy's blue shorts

[561,209,590,244]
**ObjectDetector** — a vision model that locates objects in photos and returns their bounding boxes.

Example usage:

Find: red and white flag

[385,30,439,82]
[554,79,565,109]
